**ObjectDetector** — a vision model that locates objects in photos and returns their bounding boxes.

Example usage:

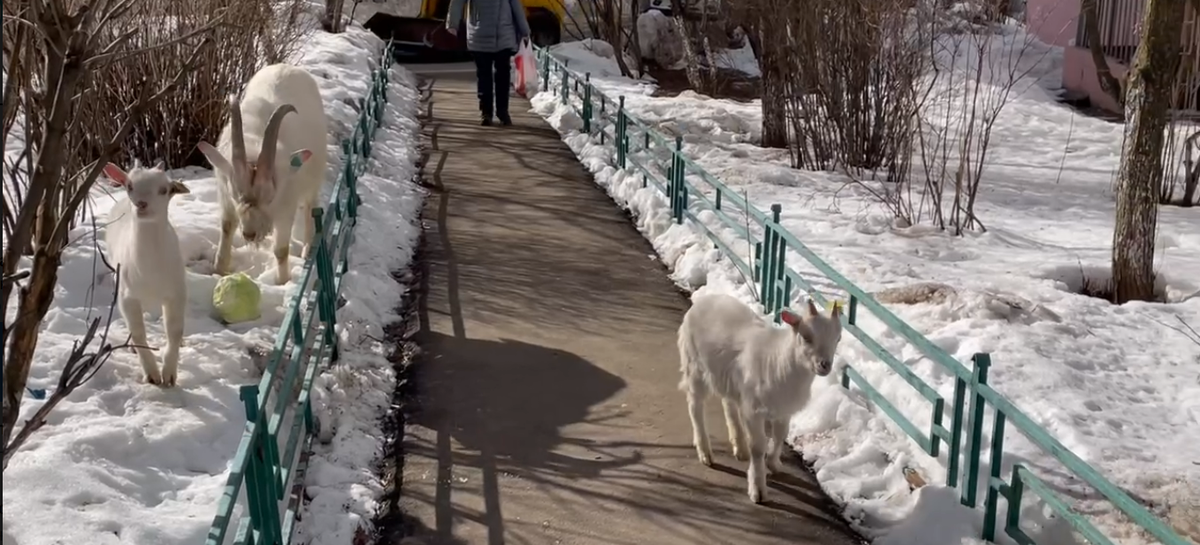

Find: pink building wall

[1024,0,1132,114]
[1025,0,1081,47]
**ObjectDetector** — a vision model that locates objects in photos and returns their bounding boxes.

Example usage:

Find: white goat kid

[103,163,190,386]
[677,293,842,504]
[197,63,329,285]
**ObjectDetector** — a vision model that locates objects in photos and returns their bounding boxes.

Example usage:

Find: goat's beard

[237,204,275,248]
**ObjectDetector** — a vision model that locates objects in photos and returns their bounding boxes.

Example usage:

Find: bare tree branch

[2,266,129,470]
[52,35,215,250]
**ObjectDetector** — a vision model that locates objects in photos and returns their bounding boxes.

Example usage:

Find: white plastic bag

[513,38,538,98]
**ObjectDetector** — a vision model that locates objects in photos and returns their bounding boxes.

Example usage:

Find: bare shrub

[75,0,315,169]
[738,0,788,147]
[0,0,306,465]
[908,0,1049,234]
[1160,124,1200,206]
[669,0,736,93]
[556,0,641,75]
[778,0,927,222]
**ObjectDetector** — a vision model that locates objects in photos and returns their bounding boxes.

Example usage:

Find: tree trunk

[2,252,60,447]
[1,6,88,448]
[670,0,708,92]
[1182,158,1199,206]
[1111,0,1187,304]
[1080,0,1126,107]
[323,0,344,33]
[747,17,787,148]
[629,0,644,77]
[609,0,633,77]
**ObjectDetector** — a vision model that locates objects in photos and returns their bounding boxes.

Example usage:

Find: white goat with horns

[197,63,329,285]
[677,293,843,504]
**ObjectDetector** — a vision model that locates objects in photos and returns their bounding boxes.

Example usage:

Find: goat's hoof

[145,374,163,385]
[767,456,784,474]
[748,487,765,504]
[732,446,749,462]
[161,374,177,388]
[696,449,713,467]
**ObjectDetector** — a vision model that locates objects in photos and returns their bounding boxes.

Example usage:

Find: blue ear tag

[290,155,305,171]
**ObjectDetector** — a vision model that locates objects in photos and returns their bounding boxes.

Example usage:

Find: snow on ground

[2,23,423,545]
[533,29,1200,545]
[294,62,425,544]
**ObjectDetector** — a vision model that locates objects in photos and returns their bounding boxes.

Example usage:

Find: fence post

[982,408,1007,542]
[583,73,593,134]
[561,60,570,105]
[239,384,282,545]
[312,208,340,364]
[342,138,359,221]
[841,296,857,392]
[1005,466,1026,539]
[764,204,783,319]
[960,353,992,508]
[672,136,685,223]
[617,96,627,168]
[947,373,967,488]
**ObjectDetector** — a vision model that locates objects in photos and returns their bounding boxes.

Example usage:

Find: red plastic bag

[512,38,537,98]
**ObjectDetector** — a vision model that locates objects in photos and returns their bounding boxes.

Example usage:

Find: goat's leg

[121,296,161,385]
[766,418,786,474]
[723,398,748,461]
[272,212,298,285]
[300,196,317,259]
[160,297,185,387]
[745,412,769,504]
[686,384,714,467]
[215,211,237,276]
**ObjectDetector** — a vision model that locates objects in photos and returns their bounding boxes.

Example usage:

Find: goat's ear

[288,149,314,173]
[197,142,233,175]
[781,309,814,343]
[103,163,129,188]
[830,300,842,320]
[781,309,807,329]
[806,299,821,317]
[152,160,166,171]
[169,180,190,195]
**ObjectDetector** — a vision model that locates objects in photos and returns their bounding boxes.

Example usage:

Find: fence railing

[535,48,1191,545]
[204,40,395,545]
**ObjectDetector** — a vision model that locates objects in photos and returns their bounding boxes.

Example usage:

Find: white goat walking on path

[198,63,329,285]
[103,163,191,386]
[677,293,843,504]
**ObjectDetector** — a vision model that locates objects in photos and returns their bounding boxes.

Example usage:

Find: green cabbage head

[213,272,262,324]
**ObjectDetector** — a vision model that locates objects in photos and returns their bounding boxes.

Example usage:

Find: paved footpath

[397,67,865,545]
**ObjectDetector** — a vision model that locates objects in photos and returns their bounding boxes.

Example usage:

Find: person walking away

[446,0,530,126]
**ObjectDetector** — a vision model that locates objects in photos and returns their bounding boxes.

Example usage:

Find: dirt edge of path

[374,75,436,545]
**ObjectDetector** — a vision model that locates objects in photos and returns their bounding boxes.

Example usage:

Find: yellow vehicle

[363,0,565,56]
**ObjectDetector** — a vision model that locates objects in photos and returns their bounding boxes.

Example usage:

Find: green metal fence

[534,48,1190,545]
[204,41,395,545]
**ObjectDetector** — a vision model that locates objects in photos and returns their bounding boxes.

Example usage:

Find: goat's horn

[258,104,297,178]
[229,95,247,169]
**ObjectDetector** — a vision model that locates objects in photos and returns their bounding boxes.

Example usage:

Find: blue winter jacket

[446,0,531,53]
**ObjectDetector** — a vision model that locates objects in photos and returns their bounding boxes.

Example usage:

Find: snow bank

[294,64,425,544]
[2,23,423,545]
[533,36,1199,545]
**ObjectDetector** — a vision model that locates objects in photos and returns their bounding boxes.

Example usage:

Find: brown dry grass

[69,0,316,169]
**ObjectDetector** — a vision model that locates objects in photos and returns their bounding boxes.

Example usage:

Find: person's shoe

[480,114,493,126]
[498,113,512,126]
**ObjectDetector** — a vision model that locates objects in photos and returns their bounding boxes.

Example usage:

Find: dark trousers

[472,49,514,118]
